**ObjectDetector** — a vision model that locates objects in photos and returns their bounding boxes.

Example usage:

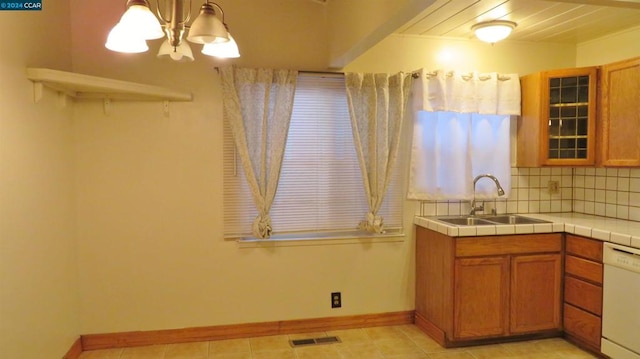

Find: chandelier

[106,0,240,62]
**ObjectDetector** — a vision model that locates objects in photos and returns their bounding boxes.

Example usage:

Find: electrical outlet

[548,180,559,194]
[331,292,341,308]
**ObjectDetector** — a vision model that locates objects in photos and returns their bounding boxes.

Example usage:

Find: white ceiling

[395,0,640,43]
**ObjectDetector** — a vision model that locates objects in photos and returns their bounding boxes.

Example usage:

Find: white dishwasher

[602,242,640,359]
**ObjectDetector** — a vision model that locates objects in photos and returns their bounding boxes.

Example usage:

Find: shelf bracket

[33,82,43,103]
[163,100,170,117]
[57,91,68,108]
[103,98,112,116]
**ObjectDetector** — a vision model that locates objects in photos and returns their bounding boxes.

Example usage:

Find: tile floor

[78,324,598,359]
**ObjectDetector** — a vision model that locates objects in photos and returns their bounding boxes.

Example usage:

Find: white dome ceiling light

[472,20,517,44]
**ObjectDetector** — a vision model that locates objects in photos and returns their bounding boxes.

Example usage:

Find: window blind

[223,73,403,239]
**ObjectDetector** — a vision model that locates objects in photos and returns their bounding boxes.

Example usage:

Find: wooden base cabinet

[415,227,563,347]
[563,234,603,354]
[454,256,509,339]
[511,254,563,334]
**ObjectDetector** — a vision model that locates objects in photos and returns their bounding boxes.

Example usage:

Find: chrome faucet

[470,174,506,215]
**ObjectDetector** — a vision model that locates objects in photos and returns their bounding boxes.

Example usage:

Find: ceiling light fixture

[472,20,517,44]
[106,0,240,61]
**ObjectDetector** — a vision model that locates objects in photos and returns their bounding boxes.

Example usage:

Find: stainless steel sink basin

[483,215,551,225]
[434,214,551,226]
[436,217,496,226]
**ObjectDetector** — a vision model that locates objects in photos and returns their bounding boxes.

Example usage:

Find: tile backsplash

[418,167,640,223]
[573,168,640,221]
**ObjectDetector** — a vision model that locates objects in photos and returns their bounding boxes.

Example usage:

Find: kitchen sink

[434,214,551,226]
[483,215,550,225]
[437,217,496,226]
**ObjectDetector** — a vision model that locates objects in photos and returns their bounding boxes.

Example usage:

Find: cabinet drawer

[456,234,562,257]
[566,235,603,262]
[564,303,601,349]
[564,276,602,315]
[565,255,603,284]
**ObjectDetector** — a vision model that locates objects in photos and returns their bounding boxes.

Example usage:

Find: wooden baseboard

[63,338,83,359]
[414,312,447,346]
[82,310,415,351]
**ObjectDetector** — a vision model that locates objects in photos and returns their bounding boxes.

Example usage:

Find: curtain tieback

[252,214,273,239]
[359,212,385,234]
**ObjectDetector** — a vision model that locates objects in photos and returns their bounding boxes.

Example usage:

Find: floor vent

[289,336,341,347]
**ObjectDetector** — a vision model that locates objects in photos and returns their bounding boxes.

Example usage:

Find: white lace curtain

[220,66,298,238]
[408,70,520,201]
[345,72,413,233]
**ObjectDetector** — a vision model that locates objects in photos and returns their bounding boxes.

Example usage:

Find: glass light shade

[105,22,149,53]
[472,20,516,43]
[201,33,240,58]
[186,3,229,44]
[119,4,164,40]
[157,39,194,62]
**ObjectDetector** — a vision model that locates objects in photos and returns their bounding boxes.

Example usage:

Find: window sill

[234,229,405,248]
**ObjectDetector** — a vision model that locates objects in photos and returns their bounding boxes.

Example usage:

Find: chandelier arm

[155,0,170,23]
[210,2,225,23]
[182,0,193,26]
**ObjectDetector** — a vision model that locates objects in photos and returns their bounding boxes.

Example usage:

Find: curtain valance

[412,69,521,116]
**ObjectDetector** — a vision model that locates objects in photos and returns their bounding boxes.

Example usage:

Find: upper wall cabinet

[597,57,640,167]
[518,67,598,167]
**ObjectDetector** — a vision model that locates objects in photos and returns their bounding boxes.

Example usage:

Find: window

[407,70,518,201]
[223,73,403,239]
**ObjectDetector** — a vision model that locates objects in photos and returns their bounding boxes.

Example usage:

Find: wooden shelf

[26,68,193,102]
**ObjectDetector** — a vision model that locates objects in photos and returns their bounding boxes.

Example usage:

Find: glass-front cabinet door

[518,67,597,167]
[542,68,597,165]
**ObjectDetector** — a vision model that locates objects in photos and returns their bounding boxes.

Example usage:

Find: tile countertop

[414,212,640,249]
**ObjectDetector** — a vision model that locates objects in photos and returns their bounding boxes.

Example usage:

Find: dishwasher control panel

[604,242,640,274]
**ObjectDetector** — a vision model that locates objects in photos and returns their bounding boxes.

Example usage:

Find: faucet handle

[469,200,484,215]
[484,201,497,215]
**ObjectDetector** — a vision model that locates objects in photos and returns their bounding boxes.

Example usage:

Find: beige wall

[73,97,416,333]
[69,0,417,334]
[73,94,417,333]
[0,2,79,358]
[576,25,640,66]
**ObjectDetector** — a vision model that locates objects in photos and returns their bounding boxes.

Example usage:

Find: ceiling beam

[328,0,438,69]
[547,0,640,9]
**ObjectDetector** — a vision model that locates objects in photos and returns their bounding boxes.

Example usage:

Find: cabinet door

[599,57,640,166]
[510,254,562,334]
[519,67,597,166]
[541,68,597,166]
[454,256,509,339]
[564,303,602,350]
